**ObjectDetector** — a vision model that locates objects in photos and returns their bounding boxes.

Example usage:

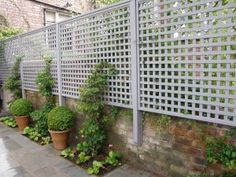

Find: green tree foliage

[0,27,21,40]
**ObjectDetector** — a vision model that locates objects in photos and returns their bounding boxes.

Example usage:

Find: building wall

[0,0,94,31]
[36,0,95,12]
[25,90,236,177]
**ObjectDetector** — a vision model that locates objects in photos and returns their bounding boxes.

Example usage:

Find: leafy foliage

[47,106,74,131]
[86,150,121,175]
[206,137,236,170]
[87,160,104,175]
[23,127,52,145]
[36,55,54,103]
[76,152,91,164]
[77,61,116,156]
[30,103,54,136]
[3,56,22,101]
[105,151,121,166]
[0,27,21,40]
[77,119,106,156]
[9,98,33,116]
[61,147,75,159]
[92,0,120,8]
[110,106,120,121]
[0,116,17,128]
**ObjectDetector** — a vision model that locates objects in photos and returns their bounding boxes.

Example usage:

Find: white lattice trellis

[138,0,236,125]
[59,3,132,108]
[22,60,58,94]
[0,0,235,135]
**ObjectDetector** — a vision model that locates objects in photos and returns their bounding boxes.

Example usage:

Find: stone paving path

[0,124,157,177]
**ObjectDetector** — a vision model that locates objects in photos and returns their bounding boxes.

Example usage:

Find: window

[44,9,72,26]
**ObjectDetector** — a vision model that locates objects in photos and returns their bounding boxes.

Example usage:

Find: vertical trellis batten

[130,0,143,144]
[56,23,65,105]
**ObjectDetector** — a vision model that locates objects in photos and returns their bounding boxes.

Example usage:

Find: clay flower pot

[15,116,30,133]
[49,129,70,150]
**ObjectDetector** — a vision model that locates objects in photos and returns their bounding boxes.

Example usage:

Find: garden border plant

[0,116,17,128]
[9,98,33,133]
[48,106,74,150]
[59,62,122,175]
[24,55,55,145]
[4,56,22,102]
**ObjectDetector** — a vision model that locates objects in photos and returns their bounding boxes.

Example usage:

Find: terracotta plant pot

[15,116,29,133]
[49,129,70,150]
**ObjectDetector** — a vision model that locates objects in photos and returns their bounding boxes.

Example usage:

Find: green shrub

[77,62,116,156]
[9,99,33,116]
[30,103,54,136]
[47,106,74,131]
[3,57,22,101]
[77,119,106,156]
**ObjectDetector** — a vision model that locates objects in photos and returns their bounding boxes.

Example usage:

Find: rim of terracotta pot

[48,129,70,133]
[15,115,29,118]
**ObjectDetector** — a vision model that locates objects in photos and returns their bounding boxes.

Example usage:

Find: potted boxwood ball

[48,106,74,150]
[9,98,33,133]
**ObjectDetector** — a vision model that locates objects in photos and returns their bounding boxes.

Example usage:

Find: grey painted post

[56,23,65,105]
[130,0,143,145]
[20,62,25,98]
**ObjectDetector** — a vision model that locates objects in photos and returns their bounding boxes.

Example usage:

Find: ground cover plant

[0,116,17,128]
[23,126,51,145]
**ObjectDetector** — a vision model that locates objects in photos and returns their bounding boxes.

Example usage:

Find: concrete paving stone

[0,166,27,177]
[104,165,157,177]
[33,166,70,177]
[7,133,45,151]
[0,136,22,154]
[0,153,20,173]
[18,149,64,172]
[56,164,95,177]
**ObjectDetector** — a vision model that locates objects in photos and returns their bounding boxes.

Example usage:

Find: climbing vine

[4,56,22,101]
[36,55,54,104]
[77,61,117,156]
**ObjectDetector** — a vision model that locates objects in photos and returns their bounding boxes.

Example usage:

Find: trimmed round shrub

[47,106,74,131]
[9,98,33,116]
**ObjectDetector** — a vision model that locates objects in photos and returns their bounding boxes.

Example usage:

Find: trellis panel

[21,60,58,94]
[21,25,57,61]
[138,0,236,125]
[59,3,132,108]
[0,37,22,82]
[0,0,235,128]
